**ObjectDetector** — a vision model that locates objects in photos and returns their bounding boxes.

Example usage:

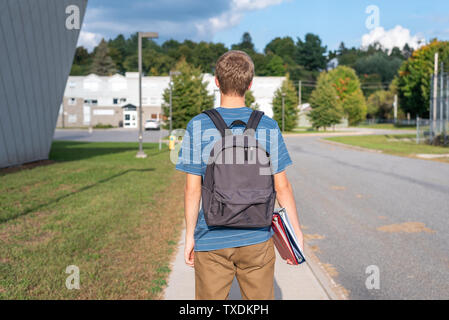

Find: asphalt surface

[53,128,168,143]
[284,134,449,299]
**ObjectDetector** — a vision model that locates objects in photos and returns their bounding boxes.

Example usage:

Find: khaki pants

[194,238,275,300]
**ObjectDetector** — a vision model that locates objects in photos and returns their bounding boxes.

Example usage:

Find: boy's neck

[220,92,246,109]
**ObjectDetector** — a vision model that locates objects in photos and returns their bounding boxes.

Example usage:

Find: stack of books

[272,208,306,265]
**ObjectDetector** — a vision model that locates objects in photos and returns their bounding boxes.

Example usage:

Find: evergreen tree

[296,33,327,71]
[232,32,255,53]
[162,59,214,129]
[309,72,343,130]
[272,75,299,131]
[89,39,116,76]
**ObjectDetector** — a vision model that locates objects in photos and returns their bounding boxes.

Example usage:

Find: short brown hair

[215,50,254,97]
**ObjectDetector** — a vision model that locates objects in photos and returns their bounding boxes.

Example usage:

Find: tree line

[71,32,449,129]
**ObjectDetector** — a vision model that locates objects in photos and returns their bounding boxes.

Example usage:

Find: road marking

[377,222,436,234]
[304,233,325,240]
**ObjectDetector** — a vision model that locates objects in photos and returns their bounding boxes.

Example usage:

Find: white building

[59,73,285,128]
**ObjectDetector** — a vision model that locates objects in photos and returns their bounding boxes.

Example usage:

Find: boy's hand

[184,236,195,267]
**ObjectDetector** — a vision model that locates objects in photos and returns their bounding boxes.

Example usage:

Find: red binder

[272,210,305,265]
[272,213,298,264]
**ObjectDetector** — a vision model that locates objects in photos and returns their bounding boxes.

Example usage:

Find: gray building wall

[0,0,87,168]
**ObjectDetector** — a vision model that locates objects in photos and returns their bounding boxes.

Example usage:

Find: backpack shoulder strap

[202,109,229,137]
[244,110,264,135]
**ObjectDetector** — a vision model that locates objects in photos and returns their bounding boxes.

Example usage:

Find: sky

[78,0,449,52]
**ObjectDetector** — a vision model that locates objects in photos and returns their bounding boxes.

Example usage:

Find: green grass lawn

[0,141,184,299]
[354,123,416,130]
[325,134,449,162]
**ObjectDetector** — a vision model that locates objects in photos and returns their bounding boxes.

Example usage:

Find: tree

[245,90,259,110]
[272,75,299,131]
[354,52,403,83]
[71,46,91,75]
[397,40,449,117]
[89,39,116,76]
[309,72,343,130]
[265,54,286,76]
[162,59,214,129]
[264,36,296,65]
[367,90,395,119]
[232,32,255,53]
[296,33,327,71]
[327,66,367,125]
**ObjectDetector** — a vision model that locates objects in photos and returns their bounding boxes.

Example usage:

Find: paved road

[53,128,168,143]
[284,135,449,299]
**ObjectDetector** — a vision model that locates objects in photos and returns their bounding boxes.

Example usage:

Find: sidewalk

[164,229,336,300]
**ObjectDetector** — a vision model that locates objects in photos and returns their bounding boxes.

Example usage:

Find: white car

[144,119,161,130]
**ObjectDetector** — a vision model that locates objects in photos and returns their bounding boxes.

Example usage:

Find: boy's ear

[247,80,253,91]
[215,77,220,89]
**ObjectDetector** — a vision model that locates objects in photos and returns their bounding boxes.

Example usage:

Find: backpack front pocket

[206,188,274,228]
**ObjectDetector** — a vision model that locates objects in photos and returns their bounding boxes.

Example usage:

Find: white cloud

[77,31,103,51]
[361,25,425,52]
[234,0,284,11]
[196,0,287,37]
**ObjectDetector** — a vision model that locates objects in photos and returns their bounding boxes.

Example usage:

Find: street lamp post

[136,31,158,159]
[281,92,286,132]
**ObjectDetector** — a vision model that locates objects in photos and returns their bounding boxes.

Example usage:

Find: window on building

[84,99,98,106]
[113,98,118,105]
[120,98,126,103]
[68,98,76,105]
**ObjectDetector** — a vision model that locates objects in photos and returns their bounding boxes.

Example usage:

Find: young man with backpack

[176,50,304,300]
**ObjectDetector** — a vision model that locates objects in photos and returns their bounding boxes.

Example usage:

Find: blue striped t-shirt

[175,107,292,251]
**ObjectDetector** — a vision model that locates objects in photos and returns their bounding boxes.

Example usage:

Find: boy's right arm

[184,173,202,267]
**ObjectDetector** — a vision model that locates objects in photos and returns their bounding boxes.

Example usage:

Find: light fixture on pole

[136,31,158,159]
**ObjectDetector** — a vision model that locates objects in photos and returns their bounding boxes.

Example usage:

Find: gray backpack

[201,109,276,228]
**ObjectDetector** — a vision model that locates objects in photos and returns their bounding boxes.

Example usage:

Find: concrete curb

[303,242,348,300]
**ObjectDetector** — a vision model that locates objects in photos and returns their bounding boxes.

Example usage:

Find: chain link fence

[427,71,449,145]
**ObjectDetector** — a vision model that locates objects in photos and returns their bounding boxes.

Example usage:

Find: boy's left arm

[274,171,305,264]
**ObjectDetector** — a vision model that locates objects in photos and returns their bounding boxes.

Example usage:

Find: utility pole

[298,80,302,106]
[440,62,444,132]
[393,94,398,124]
[136,31,158,159]
[432,53,439,138]
[282,92,286,132]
